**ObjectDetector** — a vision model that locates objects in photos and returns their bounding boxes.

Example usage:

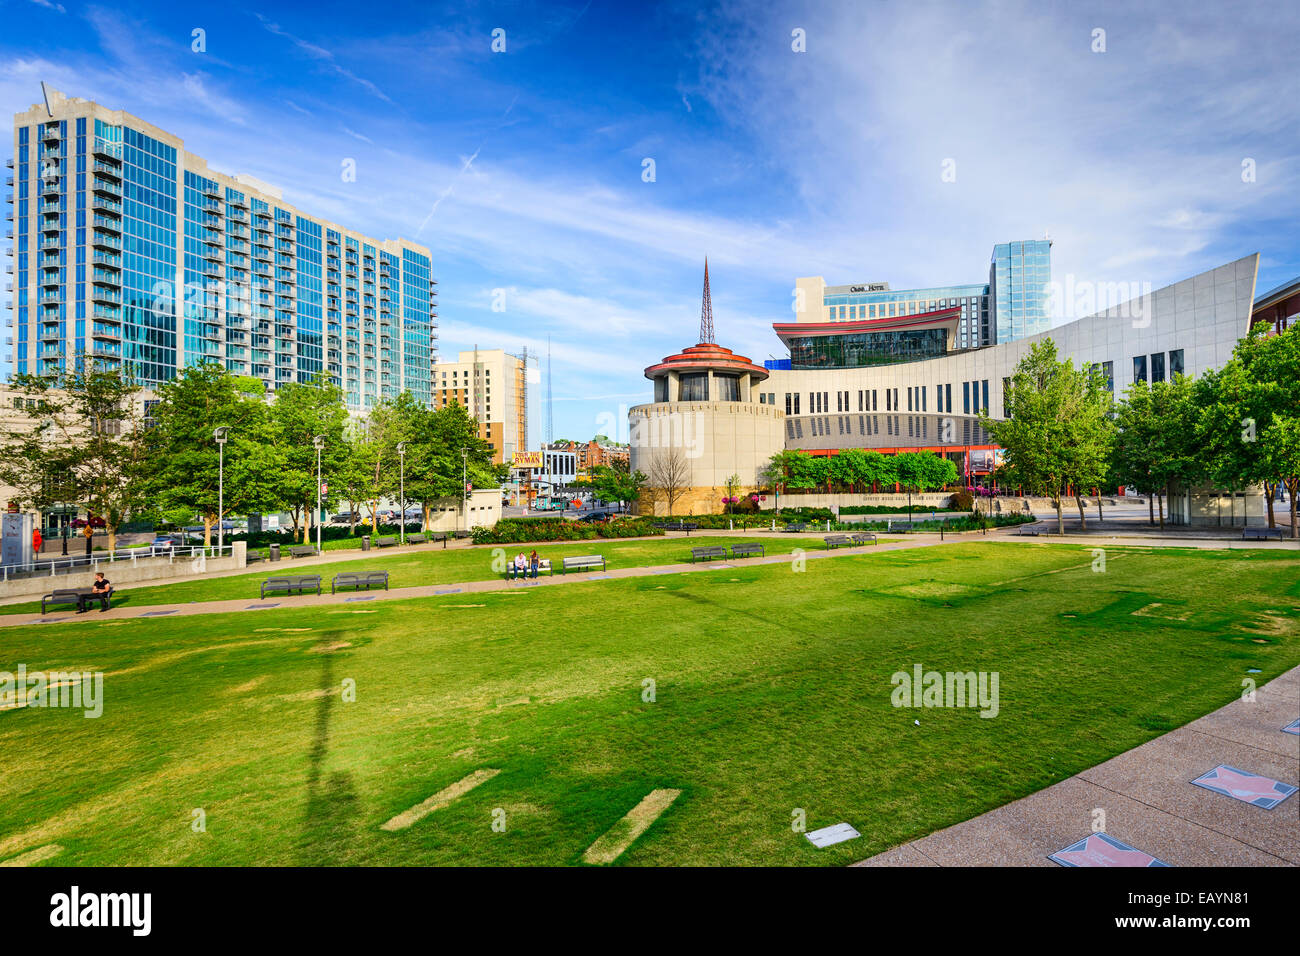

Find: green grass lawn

[0,534,847,614]
[0,542,1296,866]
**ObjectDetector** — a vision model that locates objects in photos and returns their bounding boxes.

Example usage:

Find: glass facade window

[788,328,948,369]
[1133,355,1147,383]
[714,373,739,401]
[989,238,1052,343]
[1150,351,1166,383]
[679,372,708,402]
[1169,349,1184,377]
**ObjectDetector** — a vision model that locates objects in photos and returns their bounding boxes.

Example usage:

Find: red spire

[699,257,715,344]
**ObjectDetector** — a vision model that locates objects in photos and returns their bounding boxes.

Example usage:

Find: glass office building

[786,327,950,369]
[801,239,1052,348]
[5,89,437,411]
[822,283,989,348]
[989,239,1052,342]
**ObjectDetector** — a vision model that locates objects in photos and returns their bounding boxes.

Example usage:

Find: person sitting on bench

[80,572,113,613]
[512,551,527,580]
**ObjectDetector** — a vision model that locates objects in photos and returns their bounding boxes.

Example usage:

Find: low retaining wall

[0,542,247,604]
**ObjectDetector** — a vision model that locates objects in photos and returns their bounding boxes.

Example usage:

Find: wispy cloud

[254,12,394,105]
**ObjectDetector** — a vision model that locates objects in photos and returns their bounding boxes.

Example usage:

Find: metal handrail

[1,544,233,582]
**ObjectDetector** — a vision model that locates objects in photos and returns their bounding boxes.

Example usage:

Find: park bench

[506,558,553,579]
[1017,526,1040,536]
[288,545,320,559]
[1242,526,1283,540]
[562,555,606,574]
[41,588,89,614]
[783,522,808,533]
[850,532,877,546]
[453,530,470,539]
[730,543,765,558]
[406,532,428,544]
[260,575,321,598]
[823,535,851,549]
[331,570,389,594]
[374,535,398,548]
[429,532,448,542]
[690,545,729,562]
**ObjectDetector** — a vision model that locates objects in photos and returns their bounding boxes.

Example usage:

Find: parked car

[578,511,613,523]
[330,512,358,524]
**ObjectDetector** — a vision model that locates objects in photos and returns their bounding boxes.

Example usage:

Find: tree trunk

[1096,496,1103,524]
[203,514,213,548]
[423,503,432,533]
[1076,496,1087,530]
[1264,481,1277,528]
[107,527,117,552]
[1055,497,1064,535]
[1148,495,1155,526]
[1157,493,1164,531]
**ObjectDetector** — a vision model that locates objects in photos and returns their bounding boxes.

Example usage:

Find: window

[982,380,989,413]
[715,373,740,401]
[963,381,970,414]
[921,386,926,412]
[679,372,708,401]
[1133,355,1147,383]
[945,383,952,412]
[1101,361,1114,392]
[907,388,913,412]
[1150,352,1166,383]
[886,389,892,411]
[1168,350,1184,377]
[793,393,800,414]
[823,391,829,413]
[1002,377,1011,417]
[872,389,878,411]
[785,393,792,415]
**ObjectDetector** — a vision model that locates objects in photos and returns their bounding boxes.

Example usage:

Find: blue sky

[4,0,1297,444]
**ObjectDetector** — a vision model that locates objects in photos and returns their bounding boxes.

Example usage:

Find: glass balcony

[91,231,121,250]
[92,196,123,215]
[92,177,122,195]
[92,138,123,161]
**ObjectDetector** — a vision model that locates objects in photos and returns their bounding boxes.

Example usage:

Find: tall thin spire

[699,258,715,344]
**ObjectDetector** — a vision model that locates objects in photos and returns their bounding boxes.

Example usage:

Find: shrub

[949,490,974,511]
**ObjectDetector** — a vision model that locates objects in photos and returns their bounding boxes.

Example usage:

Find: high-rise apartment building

[4,88,437,410]
[432,348,527,464]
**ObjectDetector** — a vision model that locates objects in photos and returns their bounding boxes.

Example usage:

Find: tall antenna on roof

[699,257,715,344]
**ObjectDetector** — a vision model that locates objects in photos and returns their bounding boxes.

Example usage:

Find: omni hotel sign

[849,283,887,293]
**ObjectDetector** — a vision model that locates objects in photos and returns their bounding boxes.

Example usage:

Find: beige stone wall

[629,400,784,500]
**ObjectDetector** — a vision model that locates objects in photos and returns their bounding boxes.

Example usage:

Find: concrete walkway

[856,666,1300,867]
[0,534,947,629]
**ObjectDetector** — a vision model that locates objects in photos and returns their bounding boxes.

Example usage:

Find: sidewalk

[855,667,1300,867]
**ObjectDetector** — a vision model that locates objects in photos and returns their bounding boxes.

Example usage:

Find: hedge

[471,517,664,545]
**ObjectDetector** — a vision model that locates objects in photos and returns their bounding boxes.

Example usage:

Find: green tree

[142,362,283,546]
[399,397,496,530]
[1112,375,1200,529]
[894,452,959,521]
[0,359,149,551]
[590,465,646,509]
[981,340,1115,534]
[269,375,350,543]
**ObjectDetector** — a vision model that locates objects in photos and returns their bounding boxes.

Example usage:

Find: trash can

[269,543,281,562]
[361,535,370,551]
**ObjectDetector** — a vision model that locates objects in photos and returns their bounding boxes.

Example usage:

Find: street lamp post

[461,447,469,534]
[396,442,407,546]
[313,435,325,553]
[214,426,230,553]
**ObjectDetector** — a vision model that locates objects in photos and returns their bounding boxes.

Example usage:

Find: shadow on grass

[298,633,362,864]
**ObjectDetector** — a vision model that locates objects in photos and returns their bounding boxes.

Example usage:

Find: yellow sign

[512,451,544,468]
